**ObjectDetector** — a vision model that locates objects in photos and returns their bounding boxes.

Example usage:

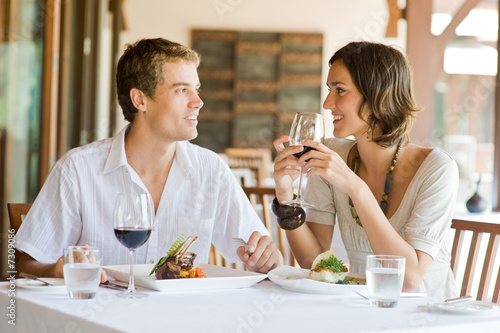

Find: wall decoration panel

[192,29,323,153]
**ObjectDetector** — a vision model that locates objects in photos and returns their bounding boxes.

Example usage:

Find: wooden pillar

[406,0,481,146]
[39,0,61,184]
[109,0,123,137]
[493,0,500,211]
[406,0,435,145]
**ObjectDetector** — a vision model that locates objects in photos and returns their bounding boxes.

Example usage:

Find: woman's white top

[306,138,459,300]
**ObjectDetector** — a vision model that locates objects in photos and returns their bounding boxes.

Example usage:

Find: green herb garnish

[335,279,350,284]
[149,233,188,275]
[314,256,347,273]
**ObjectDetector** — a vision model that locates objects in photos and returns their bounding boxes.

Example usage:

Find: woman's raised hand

[296,139,358,196]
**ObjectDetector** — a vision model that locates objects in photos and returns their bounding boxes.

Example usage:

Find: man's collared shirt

[15,126,269,265]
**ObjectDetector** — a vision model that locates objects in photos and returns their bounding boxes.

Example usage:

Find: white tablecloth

[1,279,499,333]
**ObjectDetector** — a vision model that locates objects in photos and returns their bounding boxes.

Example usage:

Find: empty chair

[222,148,272,186]
[209,186,298,269]
[450,218,500,303]
[242,186,298,268]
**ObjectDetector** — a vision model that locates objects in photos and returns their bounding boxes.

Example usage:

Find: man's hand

[53,254,108,283]
[18,246,108,283]
[53,257,64,278]
[236,231,283,273]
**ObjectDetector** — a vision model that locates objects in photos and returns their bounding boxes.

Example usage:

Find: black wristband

[271,195,296,214]
[272,196,306,230]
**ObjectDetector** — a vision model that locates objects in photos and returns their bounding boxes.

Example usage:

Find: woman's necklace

[349,142,402,227]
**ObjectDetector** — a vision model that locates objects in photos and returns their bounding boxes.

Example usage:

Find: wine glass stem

[296,168,304,200]
[128,249,136,293]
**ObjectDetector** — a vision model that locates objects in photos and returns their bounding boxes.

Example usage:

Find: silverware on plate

[19,272,54,286]
[99,280,128,290]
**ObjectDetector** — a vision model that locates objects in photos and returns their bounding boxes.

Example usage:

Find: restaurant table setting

[3,189,498,332]
[2,263,500,333]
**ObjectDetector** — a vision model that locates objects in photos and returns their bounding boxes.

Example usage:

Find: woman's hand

[272,136,304,201]
[297,139,359,196]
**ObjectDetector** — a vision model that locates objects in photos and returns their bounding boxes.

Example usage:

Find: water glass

[366,255,405,308]
[63,246,102,299]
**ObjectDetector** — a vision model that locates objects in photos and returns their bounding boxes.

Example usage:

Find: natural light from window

[432,9,498,76]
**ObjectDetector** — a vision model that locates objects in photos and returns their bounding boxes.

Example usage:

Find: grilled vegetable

[150,235,205,279]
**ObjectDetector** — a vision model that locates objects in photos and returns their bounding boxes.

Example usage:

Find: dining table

[1,267,499,333]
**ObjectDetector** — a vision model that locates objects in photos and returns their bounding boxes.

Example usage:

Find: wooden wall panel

[191,29,322,153]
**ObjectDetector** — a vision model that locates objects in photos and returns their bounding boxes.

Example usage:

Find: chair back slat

[243,186,274,235]
[493,269,500,303]
[461,231,482,297]
[7,203,32,233]
[451,218,500,304]
[477,234,500,300]
[450,229,465,277]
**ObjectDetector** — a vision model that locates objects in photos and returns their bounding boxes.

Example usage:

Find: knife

[19,272,54,286]
[99,280,128,290]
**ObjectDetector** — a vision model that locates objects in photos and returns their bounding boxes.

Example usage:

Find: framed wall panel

[191,29,323,153]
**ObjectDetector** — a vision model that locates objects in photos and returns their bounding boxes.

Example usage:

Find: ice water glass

[366,255,405,308]
[63,246,102,299]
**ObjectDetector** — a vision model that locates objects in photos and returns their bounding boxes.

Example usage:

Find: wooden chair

[242,186,298,267]
[7,203,32,233]
[209,186,298,269]
[223,148,272,186]
[450,218,500,303]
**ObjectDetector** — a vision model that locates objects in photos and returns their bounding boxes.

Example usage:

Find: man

[15,38,281,279]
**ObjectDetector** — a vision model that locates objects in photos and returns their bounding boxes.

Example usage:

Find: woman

[273,41,458,299]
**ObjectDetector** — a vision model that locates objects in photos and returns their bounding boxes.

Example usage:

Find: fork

[233,238,252,255]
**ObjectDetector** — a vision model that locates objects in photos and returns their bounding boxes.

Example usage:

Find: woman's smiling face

[323,59,370,140]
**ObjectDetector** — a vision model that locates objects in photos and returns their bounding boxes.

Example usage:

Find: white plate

[103,263,267,292]
[420,299,500,316]
[16,278,66,291]
[268,265,367,296]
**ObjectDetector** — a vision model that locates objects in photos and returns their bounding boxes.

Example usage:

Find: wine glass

[282,112,325,208]
[113,193,153,298]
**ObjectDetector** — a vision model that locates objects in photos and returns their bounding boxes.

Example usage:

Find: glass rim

[64,245,100,252]
[295,112,323,115]
[366,254,405,261]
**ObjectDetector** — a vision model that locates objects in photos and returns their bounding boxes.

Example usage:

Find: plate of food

[104,234,267,292]
[268,250,367,296]
[16,278,66,292]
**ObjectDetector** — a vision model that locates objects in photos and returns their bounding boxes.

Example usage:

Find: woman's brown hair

[329,41,419,147]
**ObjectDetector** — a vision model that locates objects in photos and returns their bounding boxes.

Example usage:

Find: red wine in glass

[114,227,151,249]
[113,193,153,299]
[293,146,317,160]
[281,112,324,209]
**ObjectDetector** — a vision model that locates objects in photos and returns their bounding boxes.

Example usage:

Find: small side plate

[16,278,66,292]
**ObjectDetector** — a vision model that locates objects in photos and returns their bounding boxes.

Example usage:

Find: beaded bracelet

[271,196,306,230]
